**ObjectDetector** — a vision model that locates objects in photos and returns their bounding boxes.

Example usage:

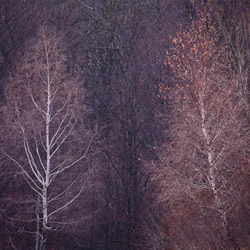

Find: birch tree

[156,10,250,249]
[4,26,95,250]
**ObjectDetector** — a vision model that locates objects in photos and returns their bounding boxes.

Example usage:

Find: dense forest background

[0,0,249,249]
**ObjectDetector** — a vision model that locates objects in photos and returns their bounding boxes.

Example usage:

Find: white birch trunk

[200,101,238,249]
[40,42,51,250]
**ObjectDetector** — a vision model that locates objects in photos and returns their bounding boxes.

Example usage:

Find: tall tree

[3,26,95,250]
[155,10,250,249]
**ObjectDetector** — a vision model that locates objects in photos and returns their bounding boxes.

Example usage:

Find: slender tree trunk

[40,227,47,250]
[40,47,51,250]
[201,102,239,250]
[35,195,40,250]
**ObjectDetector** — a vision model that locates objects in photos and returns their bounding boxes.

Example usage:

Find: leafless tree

[3,25,96,250]
[155,10,250,250]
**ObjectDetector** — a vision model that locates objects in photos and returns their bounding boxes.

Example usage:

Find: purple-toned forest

[0,0,249,249]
